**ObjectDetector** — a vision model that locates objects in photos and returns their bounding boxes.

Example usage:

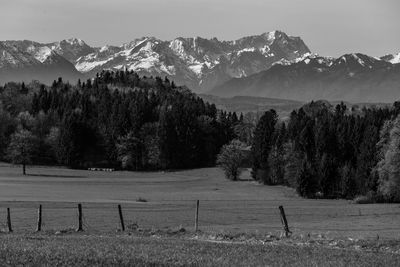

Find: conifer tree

[297,159,316,198]
[251,110,278,184]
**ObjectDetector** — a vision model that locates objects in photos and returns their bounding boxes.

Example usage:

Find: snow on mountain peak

[65,38,85,46]
[263,31,276,43]
[338,54,365,65]
[169,39,185,55]
[237,47,256,56]
[381,52,400,64]
[297,54,334,67]
[34,46,53,63]
[350,53,366,66]
[332,53,392,71]
[75,57,112,72]
[391,53,400,64]
[99,45,110,53]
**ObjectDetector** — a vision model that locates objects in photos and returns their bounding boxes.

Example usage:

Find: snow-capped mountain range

[0,32,399,102]
[73,30,311,91]
[0,31,310,90]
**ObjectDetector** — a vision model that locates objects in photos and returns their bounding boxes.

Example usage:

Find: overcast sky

[1,0,399,57]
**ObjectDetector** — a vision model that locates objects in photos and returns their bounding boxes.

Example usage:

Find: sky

[0,0,399,57]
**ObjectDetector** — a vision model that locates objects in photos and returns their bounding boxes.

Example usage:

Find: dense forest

[0,70,238,170]
[251,101,400,202]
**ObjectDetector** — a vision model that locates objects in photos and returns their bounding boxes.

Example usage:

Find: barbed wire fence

[1,200,400,239]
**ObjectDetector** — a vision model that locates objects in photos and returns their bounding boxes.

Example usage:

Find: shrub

[354,191,376,204]
[136,197,148,202]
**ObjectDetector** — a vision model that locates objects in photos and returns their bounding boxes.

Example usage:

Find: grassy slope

[0,234,399,267]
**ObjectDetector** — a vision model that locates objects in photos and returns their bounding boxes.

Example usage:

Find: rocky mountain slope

[0,39,83,84]
[210,53,400,103]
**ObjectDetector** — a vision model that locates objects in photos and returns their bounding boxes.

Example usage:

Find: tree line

[250,101,400,202]
[0,70,240,171]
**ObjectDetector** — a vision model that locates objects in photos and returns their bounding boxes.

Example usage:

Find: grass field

[0,162,399,240]
[1,233,400,266]
[1,162,400,266]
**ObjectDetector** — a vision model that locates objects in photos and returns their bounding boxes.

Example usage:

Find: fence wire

[1,200,400,239]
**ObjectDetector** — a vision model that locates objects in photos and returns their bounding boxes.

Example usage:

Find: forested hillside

[0,71,238,170]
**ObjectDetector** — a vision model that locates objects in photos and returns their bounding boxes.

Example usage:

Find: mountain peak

[64,38,86,46]
[261,30,297,40]
[260,31,277,43]
[49,38,95,62]
[334,53,389,69]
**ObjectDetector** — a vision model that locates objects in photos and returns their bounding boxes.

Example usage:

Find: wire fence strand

[1,201,400,239]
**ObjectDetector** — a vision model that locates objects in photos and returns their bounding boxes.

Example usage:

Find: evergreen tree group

[0,71,239,170]
[251,101,398,199]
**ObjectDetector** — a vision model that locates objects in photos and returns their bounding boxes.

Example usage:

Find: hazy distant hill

[199,94,392,119]
[199,94,304,118]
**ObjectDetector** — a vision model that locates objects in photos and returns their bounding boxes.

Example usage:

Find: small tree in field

[7,129,37,175]
[217,139,247,181]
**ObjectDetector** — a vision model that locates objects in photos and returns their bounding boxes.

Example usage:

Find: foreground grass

[0,233,399,266]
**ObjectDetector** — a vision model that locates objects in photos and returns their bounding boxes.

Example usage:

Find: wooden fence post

[278,205,291,237]
[6,208,12,232]
[76,203,83,232]
[195,200,199,232]
[36,205,42,232]
[118,204,125,231]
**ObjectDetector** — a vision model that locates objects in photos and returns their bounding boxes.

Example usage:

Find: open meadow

[0,162,399,239]
[1,162,400,266]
